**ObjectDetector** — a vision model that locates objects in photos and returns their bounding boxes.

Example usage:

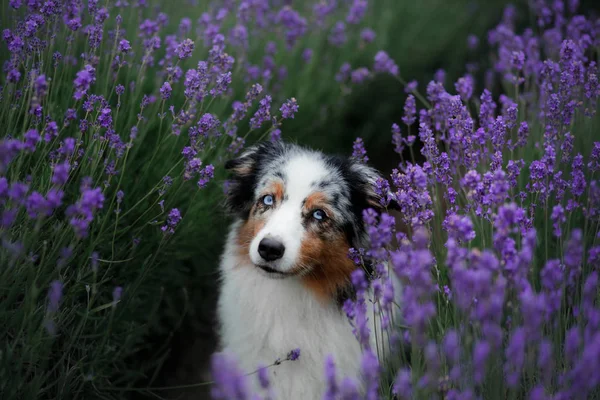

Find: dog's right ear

[223,145,261,216]
[224,145,261,177]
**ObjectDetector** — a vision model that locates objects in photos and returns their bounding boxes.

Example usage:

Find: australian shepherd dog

[216,140,400,399]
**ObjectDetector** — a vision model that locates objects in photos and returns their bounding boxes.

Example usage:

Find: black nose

[258,238,285,261]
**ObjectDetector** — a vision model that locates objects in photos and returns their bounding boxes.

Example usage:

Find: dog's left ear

[348,161,400,212]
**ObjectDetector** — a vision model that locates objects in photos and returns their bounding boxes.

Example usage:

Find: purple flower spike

[373,51,399,76]
[118,39,131,53]
[175,38,194,59]
[48,280,63,313]
[65,187,105,238]
[455,74,474,101]
[302,48,313,63]
[210,352,249,400]
[250,95,272,129]
[351,137,369,163]
[467,34,479,50]
[360,350,380,400]
[23,129,40,152]
[360,28,376,43]
[161,208,182,234]
[324,355,338,400]
[112,286,123,305]
[287,348,300,361]
[73,65,96,100]
[347,0,368,24]
[402,94,417,125]
[280,98,299,119]
[160,81,172,100]
[257,365,270,390]
[393,368,412,398]
[329,21,347,47]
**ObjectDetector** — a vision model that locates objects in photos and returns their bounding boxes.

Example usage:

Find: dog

[216,140,400,399]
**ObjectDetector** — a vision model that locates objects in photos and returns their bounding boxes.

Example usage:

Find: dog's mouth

[255,264,292,278]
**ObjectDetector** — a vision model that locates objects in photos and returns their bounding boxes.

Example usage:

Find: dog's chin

[254,264,292,279]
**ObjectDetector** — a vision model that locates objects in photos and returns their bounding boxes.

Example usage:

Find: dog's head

[224,141,395,300]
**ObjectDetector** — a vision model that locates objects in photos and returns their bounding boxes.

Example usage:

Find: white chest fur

[217,223,367,399]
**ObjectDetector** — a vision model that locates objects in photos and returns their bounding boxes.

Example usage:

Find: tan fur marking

[232,163,253,176]
[304,191,328,211]
[269,180,285,202]
[236,208,265,265]
[298,231,356,302]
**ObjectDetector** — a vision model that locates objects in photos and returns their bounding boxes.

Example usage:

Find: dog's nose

[258,238,285,261]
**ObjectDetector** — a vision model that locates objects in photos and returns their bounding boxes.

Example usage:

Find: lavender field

[1,0,599,399]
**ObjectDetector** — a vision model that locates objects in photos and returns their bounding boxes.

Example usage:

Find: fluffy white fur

[219,221,360,398]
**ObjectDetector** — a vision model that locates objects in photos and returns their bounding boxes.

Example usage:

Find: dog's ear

[224,141,284,217]
[224,145,261,177]
[223,145,261,216]
[348,161,400,212]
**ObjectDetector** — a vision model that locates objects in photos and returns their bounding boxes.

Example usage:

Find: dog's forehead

[258,150,345,199]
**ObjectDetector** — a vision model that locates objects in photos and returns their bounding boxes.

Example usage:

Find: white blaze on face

[249,153,332,273]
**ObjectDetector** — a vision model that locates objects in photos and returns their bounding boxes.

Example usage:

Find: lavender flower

[473,340,491,384]
[329,22,347,47]
[402,94,416,125]
[302,48,313,63]
[351,68,370,84]
[393,368,412,399]
[47,280,63,313]
[210,352,249,400]
[112,286,123,305]
[118,39,131,53]
[347,0,367,24]
[250,95,272,129]
[65,187,105,238]
[23,129,40,152]
[161,208,182,234]
[287,348,300,361]
[73,65,96,100]
[51,161,70,186]
[198,165,215,188]
[34,74,48,97]
[360,28,376,43]
[351,137,368,163]
[373,51,399,76]
[277,6,307,48]
[360,350,380,400]
[323,356,341,400]
[280,98,299,119]
[159,82,172,100]
[551,204,566,237]
[455,74,474,101]
[467,34,479,50]
[336,63,352,83]
[175,38,194,59]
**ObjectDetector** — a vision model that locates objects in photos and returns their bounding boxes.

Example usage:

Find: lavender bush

[208,2,600,400]
[0,0,431,398]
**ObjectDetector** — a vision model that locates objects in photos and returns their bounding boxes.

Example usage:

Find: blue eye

[312,209,326,221]
[263,195,274,206]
